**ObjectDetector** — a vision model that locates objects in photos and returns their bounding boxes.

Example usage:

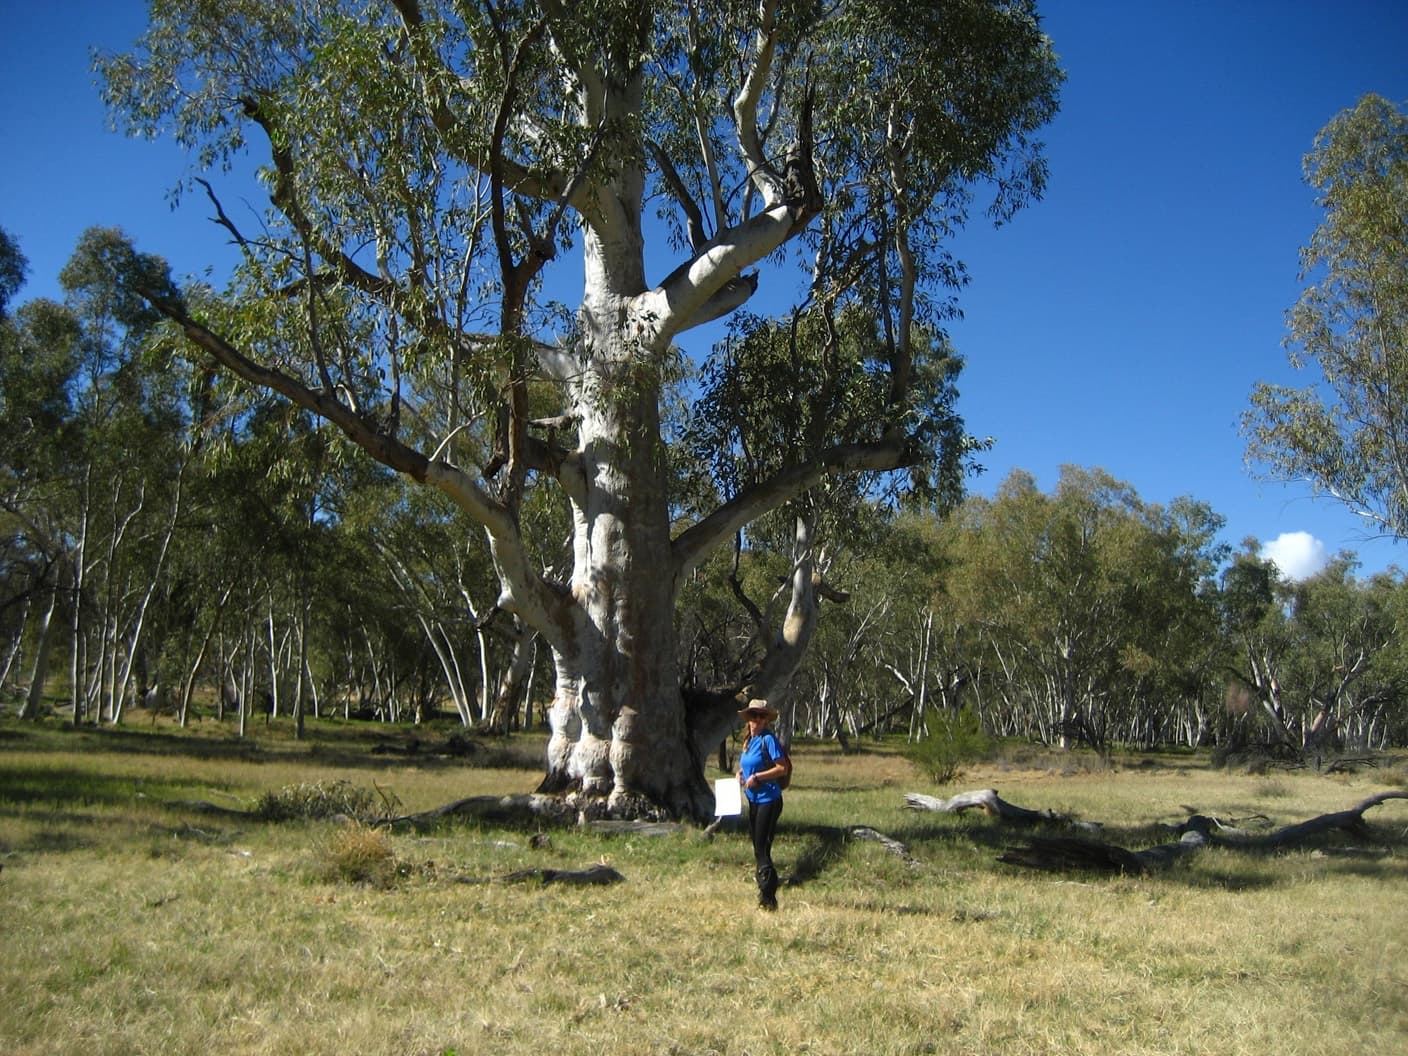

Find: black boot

[756,865,779,911]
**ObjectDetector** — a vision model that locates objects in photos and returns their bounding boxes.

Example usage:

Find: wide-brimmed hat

[737,698,778,722]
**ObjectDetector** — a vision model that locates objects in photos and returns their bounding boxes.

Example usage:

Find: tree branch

[648,138,707,251]
[137,288,575,650]
[732,0,786,207]
[671,436,909,581]
[389,0,570,202]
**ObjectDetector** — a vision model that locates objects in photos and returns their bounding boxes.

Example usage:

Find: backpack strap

[758,732,791,786]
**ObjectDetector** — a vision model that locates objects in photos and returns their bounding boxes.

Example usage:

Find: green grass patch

[1,717,1406,1055]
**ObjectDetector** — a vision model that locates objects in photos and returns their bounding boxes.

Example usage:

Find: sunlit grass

[1,716,1406,1055]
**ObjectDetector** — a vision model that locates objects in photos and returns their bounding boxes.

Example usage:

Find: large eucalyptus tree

[99,0,1060,818]
[1245,94,1408,541]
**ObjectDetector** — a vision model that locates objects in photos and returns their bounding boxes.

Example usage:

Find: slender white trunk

[111,471,183,725]
[0,593,30,692]
[20,580,59,720]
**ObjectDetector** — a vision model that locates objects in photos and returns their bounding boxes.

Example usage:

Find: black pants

[748,797,783,906]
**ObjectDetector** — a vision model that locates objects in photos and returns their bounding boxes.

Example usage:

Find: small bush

[318,820,402,888]
[905,706,994,785]
[253,779,378,821]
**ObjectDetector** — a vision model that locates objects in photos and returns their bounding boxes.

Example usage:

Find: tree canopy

[91,0,1063,818]
[1245,93,1408,542]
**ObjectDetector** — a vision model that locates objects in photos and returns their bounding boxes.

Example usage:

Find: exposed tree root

[385,793,574,829]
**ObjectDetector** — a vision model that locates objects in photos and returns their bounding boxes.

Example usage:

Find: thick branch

[648,138,707,250]
[671,437,909,581]
[1231,790,1408,849]
[650,84,819,338]
[643,202,793,339]
[745,511,819,707]
[732,0,786,207]
[139,290,574,647]
[904,789,1094,830]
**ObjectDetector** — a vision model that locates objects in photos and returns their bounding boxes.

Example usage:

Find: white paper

[713,777,742,817]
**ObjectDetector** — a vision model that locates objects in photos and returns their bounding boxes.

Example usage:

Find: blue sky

[3,2,1407,580]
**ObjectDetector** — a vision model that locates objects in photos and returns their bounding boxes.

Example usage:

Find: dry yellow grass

[1,719,1405,1055]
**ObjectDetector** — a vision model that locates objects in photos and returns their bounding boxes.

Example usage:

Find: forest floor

[2,713,1406,1056]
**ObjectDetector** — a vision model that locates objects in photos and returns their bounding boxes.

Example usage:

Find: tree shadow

[782,823,852,888]
[0,718,545,773]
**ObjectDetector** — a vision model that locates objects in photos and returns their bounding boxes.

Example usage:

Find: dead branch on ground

[908,788,1408,875]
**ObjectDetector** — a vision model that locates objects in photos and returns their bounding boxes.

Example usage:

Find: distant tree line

[4,227,1405,761]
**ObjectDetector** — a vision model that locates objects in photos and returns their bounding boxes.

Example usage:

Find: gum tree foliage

[0,228,26,321]
[0,230,192,723]
[1219,547,1408,755]
[98,0,1060,819]
[1245,94,1408,541]
[939,468,1227,752]
[1282,557,1405,753]
[680,307,980,738]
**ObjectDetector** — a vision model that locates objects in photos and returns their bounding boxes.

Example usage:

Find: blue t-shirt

[740,731,786,805]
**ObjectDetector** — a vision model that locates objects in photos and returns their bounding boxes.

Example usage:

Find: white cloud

[1260,532,1330,582]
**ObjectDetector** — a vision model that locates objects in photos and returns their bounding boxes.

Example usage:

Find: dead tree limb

[904,789,1103,832]
[850,826,920,867]
[908,788,1408,875]
[1218,790,1408,850]
[993,792,1408,875]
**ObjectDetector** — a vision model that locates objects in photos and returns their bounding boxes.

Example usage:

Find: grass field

[2,716,1406,1056]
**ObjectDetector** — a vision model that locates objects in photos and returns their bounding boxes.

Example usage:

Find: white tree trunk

[19,580,59,720]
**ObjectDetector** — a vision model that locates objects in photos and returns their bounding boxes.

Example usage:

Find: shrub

[318,820,402,888]
[905,706,994,785]
[253,779,378,821]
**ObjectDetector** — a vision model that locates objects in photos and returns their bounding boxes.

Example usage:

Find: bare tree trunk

[0,593,29,692]
[238,627,254,738]
[68,469,91,726]
[18,579,59,720]
[111,471,183,725]
[293,591,308,740]
[266,602,280,722]
[487,619,536,734]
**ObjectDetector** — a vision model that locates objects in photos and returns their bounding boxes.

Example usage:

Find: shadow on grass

[0,716,545,774]
[0,762,210,810]
[784,823,850,888]
[4,818,104,855]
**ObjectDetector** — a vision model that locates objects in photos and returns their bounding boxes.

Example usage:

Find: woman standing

[737,699,791,911]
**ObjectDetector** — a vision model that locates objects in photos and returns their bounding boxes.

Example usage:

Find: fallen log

[1217,790,1408,850]
[996,791,1408,875]
[904,789,1103,832]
